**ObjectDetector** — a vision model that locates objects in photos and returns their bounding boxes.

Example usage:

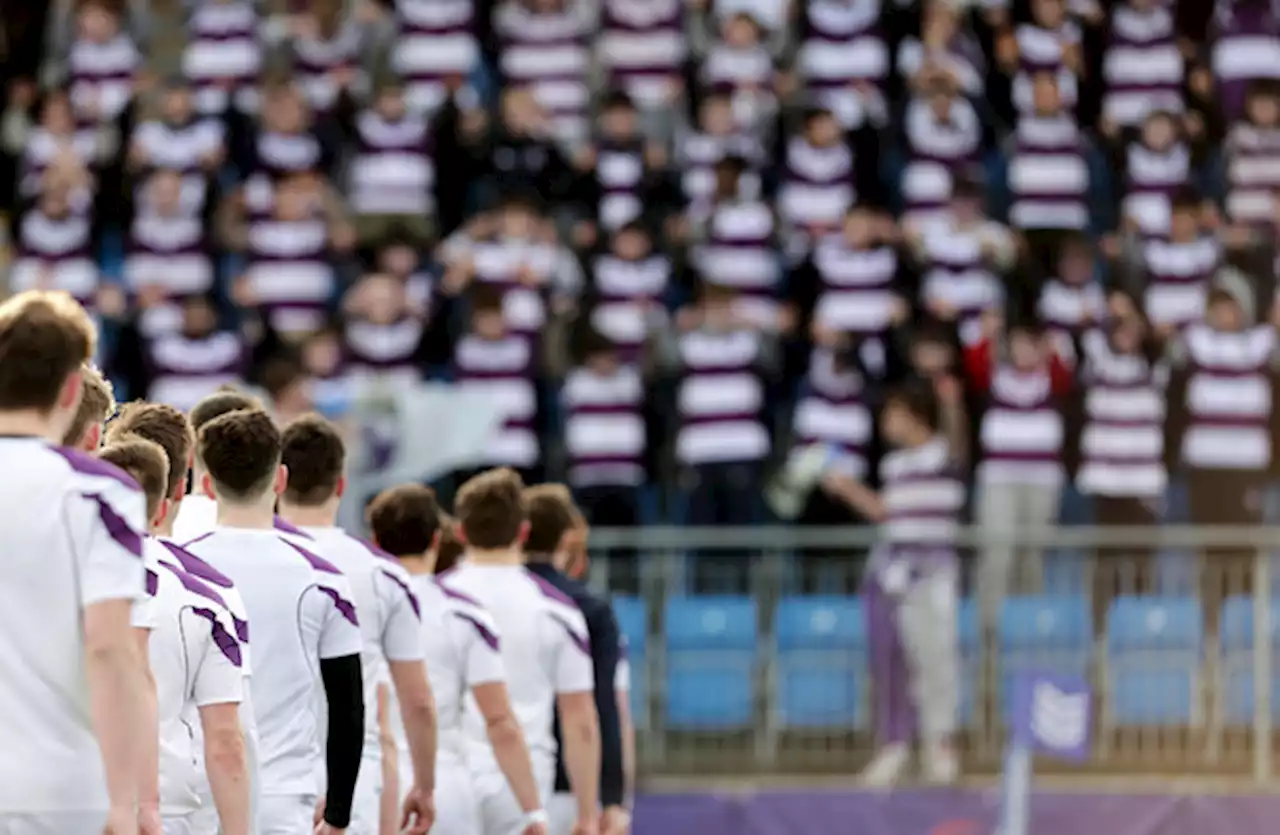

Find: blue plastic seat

[1218,596,1280,725]
[1105,597,1203,726]
[612,596,648,729]
[663,596,758,729]
[772,596,867,728]
[998,596,1091,719]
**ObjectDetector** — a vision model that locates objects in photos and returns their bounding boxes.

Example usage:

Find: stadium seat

[612,596,648,729]
[1105,597,1203,726]
[998,596,1091,719]
[772,596,868,728]
[958,597,980,726]
[663,596,758,729]
[1218,596,1280,725]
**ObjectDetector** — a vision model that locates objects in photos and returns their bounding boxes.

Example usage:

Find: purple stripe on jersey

[181,531,215,549]
[318,585,360,626]
[437,581,483,608]
[274,516,313,538]
[159,539,234,589]
[549,612,591,656]
[190,607,243,668]
[281,537,343,575]
[158,559,230,611]
[379,568,422,619]
[453,611,500,651]
[87,493,144,557]
[527,570,576,607]
[146,568,159,597]
[358,537,399,563]
[55,446,141,491]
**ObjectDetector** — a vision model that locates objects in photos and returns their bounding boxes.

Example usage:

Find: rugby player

[368,484,546,835]
[276,414,438,835]
[183,409,366,834]
[0,291,150,835]
[522,486,630,835]
[445,469,601,835]
[62,363,116,451]
[100,438,253,835]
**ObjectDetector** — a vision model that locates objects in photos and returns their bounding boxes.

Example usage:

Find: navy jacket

[525,561,625,807]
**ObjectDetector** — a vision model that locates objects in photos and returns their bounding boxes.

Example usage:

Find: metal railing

[581,526,1280,781]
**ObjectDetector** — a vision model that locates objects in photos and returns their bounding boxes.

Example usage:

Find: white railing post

[1254,547,1272,783]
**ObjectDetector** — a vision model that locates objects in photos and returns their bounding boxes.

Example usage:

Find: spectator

[968,316,1075,635]
[1117,109,1191,239]
[280,0,368,117]
[578,91,670,240]
[387,0,482,116]
[579,221,673,367]
[896,1,984,100]
[1224,80,1280,229]
[1101,0,1185,134]
[10,183,97,307]
[339,272,436,385]
[64,0,139,132]
[471,87,577,206]
[1036,232,1106,364]
[1211,0,1280,124]
[696,12,779,139]
[673,91,765,223]
[998,0,1081,117]
[5,86,105,202]
[777,107,858,260]
[1124,188,1223,336]
[596,0,687,119]
[183,0,262,116]
[795,0,889,131]
[899,79,983,224]
[126,79,225,208]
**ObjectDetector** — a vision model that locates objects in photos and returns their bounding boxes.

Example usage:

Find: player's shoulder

[156,556,231,612]
[47,443,142,494]
[276,534,347,579]
[523,567,583,613]
[155,536,237,590]
[272,516,314,541]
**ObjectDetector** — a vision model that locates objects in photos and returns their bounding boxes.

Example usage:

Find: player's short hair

[454,468,526,550]
[190,390,262,435]
[197,409,281,502]
[99,437,170,522]
[0,291,96,413]
[436,515,465,575]
[367,484,443,557]
[522,483,579,557]
[106,402,195,501]
[280,413,346,506]
[62,365,116,447]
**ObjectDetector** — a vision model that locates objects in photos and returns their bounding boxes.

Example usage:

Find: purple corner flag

[1010,671,1092,762]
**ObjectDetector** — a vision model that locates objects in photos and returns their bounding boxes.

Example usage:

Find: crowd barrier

[582,526,1280,782]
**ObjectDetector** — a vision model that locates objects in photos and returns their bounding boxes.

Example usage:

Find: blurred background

[8,0,1280,823]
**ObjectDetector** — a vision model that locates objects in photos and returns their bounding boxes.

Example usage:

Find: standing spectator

[1036,233,1106,364]
[697,12,778,138]
[968,317,1074,635]
[580,221,673,366]
[1166,279,1280,619]
[597,0,687,120]
[997,0,1082,117]
[1074,313,1167,624]
[1132,189,1224,336]
[673,92,765,222]
[795,0,889,131]
[182,0,263,117]
[451,285,543,481]
[64,0,139,132]
[9,184,98,308]
[1211,0,1280,125]
[579,91,668,238]
[777,107,858,260]
[338,273,431,385]
[493,0,595,151]
[1118,109,1192,239]
[562,330,648,528]
[1224,80,1280,229]
[282,0,367,117]
[389,0,482,115]
[126,80,225,212]
[471,88,577,206]
[1101,0,1184,134]
[899,80,983,224]
[9,88,106,202]
[243,81,330,179]
[896,0,985,100]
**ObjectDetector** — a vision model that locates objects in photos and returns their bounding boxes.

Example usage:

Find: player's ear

[454,523,468,546]
[516,520,530,547]
[335,474,346,499]
[153,497,171,529]
[201,472,216,500]
[83,423,103,452]
[58,368,83,411]
[273,464,288,496]
[430,530,442,551]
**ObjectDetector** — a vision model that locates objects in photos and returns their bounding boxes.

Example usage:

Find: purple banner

[636,790,1280,835]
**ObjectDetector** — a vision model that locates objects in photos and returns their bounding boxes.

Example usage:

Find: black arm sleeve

[319,654,366,829]
[587,603,625,808]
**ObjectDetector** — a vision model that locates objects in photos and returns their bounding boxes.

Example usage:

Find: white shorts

[547,792,577,835]
[188,791,219,835]
[345,752,383,835]
[0,812,107,835]
[162,813,196,835]
[474,763,553,835]
[430,763,483,835]
[257,793,316,835]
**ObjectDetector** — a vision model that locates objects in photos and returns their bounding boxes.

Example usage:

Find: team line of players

[0,289,632,835]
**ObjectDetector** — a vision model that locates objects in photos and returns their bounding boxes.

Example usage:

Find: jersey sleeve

[184,609,245,707]
[377,566,424,662]
[131,563,159,630]
[449,609,505,687]
[72,478,148,608]
[313,573,364,660]
[546,606,595,695]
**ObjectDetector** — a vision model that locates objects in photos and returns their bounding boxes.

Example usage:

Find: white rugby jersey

[144,544,244,816]
[171,493,315,545]
[0,440,147,813]
[182,528,363,796]
[444,564,594,777]
[393,577,504,772]
[289,528,424,764]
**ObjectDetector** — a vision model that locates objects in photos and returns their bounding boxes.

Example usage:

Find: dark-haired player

[445,469,600,835]
[276,414,438,835]
[817,380,964,787]
[181,409,367,835]
[0,291,150,835]
[369,483,546,835]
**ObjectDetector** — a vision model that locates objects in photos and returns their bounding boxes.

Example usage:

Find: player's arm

[132,575,161,834]
[191,610,251,835]
[586,604,626,818]
[314,578,367,831]
[458,612,543,823]
[77,487,150,820]
[552,612,601,832]
[377,683,400,835]
[379,569,437,801]
[614,641,636,813]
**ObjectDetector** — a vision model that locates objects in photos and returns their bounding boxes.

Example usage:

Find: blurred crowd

[6,0,1280,539]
